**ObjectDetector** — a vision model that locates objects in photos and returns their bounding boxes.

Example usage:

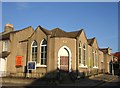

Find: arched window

[79,42,82,65]
[83,44,86,66]
[95,50,98,67]
[92,49,95,67]
[31,40,37,62]
[40,39,47,65]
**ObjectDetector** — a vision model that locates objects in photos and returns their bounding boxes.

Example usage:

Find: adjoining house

[111,52,120,75]
[0,24,113,78]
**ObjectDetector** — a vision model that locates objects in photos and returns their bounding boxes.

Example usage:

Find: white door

[0,58,7,77]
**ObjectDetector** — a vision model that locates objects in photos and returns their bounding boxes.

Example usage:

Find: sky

[2,2,119,53]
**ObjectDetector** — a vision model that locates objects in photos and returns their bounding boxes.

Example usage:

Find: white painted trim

[79,63,88,68]
[93,66,98,69]
[2,40,8,51]
[40,39,47,65]
[36,65,47,67]
[31,40,38,61]
[83,43,87,66]
[58,46,72,72]
[27,61,36,70]
[36,63,47,67]
[78,42,82,65]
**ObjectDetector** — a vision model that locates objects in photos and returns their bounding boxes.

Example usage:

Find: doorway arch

[58,46,72,72]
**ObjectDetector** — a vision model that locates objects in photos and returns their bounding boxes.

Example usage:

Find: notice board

[27,61,36,70]
[16,56,23,66]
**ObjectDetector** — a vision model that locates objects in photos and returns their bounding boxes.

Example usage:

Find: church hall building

[0,24,113,78]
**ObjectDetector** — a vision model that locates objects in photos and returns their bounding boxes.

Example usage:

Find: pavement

[1,74,119,87]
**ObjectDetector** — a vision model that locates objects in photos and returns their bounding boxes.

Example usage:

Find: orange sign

[16,56,23,66]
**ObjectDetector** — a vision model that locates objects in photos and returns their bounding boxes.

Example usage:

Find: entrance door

[60,56,69,71]
[0,58,7,76]
[58,46,72,72]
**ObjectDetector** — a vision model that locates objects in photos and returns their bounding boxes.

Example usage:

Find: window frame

[31,40,38,62]
[2,40,8,51]
[92,49,95,67]
[83,44,86,66]
[95,50,98,67]
[79,42,82,65]
[93,49,98,68]
[40,39,47,67]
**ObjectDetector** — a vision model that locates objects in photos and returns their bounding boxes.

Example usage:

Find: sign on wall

[27,61,36,70]
[16,56,23,67]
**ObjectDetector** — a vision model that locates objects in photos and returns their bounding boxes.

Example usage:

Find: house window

[93,49,98,68]
[3,40,8,51]
[83,44,86,66]
[95,50,98,67]
[40,39,47,65]
[92,49,95,67]
[79,42,82,65]
[31,40,37,62]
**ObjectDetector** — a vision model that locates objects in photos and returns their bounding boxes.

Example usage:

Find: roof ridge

[51,28,66,32]
[38,25,51,35]
[13,26,33,32]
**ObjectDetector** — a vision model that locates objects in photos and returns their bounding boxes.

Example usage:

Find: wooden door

[60,56,69,71]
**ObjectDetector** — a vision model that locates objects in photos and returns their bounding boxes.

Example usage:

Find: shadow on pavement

[24,70,106,88]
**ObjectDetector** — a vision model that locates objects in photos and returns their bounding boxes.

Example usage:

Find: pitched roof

[99,47,111,54]
[111,52,120,57]
[20,26,83,42]
[87,37,95,46]
[38,26,51,35]
[0,26,33,40]
[50,28,83,38]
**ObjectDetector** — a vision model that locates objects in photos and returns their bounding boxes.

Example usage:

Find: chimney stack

[4,23,14,32]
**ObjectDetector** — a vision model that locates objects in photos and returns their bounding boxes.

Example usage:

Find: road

[99,76,120,88]
[1,74,120,88]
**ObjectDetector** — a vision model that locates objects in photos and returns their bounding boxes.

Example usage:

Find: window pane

[41,59,43,65]
[32,47,34,52]
[45,52,47,58]
[42,39,47,45]
[79,48,81,64]
[32,54,35,61]
[40,39,47,65]
[33,41,37,46]
[41,53,44,58]
[41,46,44,52]
[45,46,47,51]
[83,49,86,66]
[42,59,46,65]
[35,47,37,52]
[32,40,37,62]
[3,40,8,51]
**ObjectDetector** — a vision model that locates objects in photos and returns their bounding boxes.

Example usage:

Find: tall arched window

[95,50,98,67]
[40,39,47,65]
[83,44,86,66]
[92,49,95,67]
[79,42,82,65]
[32,40,37,62]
